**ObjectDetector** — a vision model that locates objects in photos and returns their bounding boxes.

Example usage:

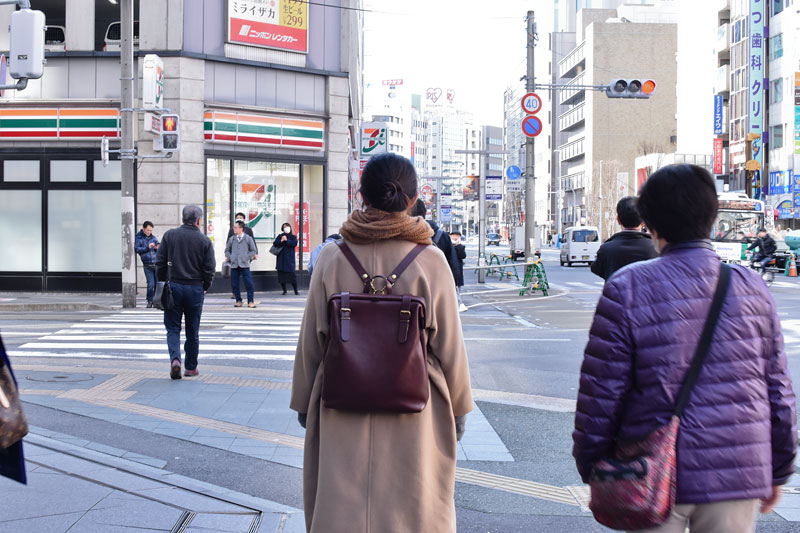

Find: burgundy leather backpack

[322,241,430,413]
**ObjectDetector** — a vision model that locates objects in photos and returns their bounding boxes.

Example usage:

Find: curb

[0,303,117,312]
[24,431,303,517]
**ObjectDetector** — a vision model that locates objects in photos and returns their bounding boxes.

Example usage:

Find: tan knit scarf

[340,208,434,245]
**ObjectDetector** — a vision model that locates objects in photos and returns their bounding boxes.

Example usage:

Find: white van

[44,25,66,52]
[560,226,601,266]
[103,21,139,52]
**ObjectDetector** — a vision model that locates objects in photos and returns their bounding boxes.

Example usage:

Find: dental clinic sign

[748,0,765,188]
[227,0,308,54]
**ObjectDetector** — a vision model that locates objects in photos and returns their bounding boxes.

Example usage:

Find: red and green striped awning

[0,108,119,140]
[204,110,324,151]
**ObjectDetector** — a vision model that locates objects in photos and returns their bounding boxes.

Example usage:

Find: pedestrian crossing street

[7,308,304,361]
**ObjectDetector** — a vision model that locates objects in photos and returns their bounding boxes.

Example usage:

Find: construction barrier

[520,260,550,296]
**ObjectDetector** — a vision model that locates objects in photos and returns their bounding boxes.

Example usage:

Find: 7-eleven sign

[361,122,387,157]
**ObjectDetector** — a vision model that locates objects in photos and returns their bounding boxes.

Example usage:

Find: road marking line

[472,388,576,413]
[462,338,569,342]
[513,316,539,328]
[9,351,297,361]
[19,342,297,352]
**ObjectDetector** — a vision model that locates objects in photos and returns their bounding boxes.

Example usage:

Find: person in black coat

[747,228,777,275]
[274,222,299,295]
[449,231,466,288]
[0,335,26,485]
[591,196,658,281]
[409,199,460,286]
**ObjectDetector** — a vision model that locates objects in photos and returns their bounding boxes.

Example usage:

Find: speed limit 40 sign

[521,92,542,114]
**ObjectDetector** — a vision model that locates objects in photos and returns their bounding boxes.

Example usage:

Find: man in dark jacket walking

[134,221,160,307]
[156,205,216,379]
[747,228,777,275]
[591,196,657,281]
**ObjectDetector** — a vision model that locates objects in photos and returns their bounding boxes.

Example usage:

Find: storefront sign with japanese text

[748,1,764,183]
[294,202,310,254]
[713,138,723,174]
[713,95,723,135]
[485,176,502,201]
[227,0,308,54]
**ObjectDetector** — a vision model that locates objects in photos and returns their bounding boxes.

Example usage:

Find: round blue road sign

[522,115,542,137]
[507,165,521,180]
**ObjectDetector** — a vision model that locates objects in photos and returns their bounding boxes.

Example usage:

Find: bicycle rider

[747,227,777,275]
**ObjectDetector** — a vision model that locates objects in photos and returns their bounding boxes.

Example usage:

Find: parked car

[103,21,139,52]
[44,25,66,52]
[560,226,600,266]
[487,233,501,246]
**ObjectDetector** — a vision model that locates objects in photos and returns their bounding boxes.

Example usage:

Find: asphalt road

[3,241,800,531]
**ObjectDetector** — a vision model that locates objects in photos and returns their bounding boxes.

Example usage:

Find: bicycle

[748,255,778,287]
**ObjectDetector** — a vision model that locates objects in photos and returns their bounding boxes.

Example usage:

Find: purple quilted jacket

[573,241,797,504]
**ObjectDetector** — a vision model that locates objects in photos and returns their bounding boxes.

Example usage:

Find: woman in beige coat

[291,153,473,533]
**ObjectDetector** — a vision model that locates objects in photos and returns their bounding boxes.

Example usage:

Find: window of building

[771,78,783,104]
[3,160,39,182]
[772,0,784,15]
[771,124,784,149]
[770,34,783,60]
[50,160,87,182]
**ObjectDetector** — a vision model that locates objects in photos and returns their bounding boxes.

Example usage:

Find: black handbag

[269,244,281,256]
[153,260,174,311]
[222,262,232,278]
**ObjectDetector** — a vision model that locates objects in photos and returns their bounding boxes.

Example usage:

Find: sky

[363,0,720,155]
[362,0,535,127]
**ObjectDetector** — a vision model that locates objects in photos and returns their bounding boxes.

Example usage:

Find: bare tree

[587,159,626,241]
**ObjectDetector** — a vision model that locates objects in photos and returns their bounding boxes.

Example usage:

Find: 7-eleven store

[0,104,338,293]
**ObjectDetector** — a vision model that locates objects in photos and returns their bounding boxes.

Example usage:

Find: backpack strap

[433,228,444,246]
[337,241,428,294]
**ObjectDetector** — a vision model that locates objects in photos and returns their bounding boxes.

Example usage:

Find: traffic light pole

[120,0,136,308]
[524,11,537,259]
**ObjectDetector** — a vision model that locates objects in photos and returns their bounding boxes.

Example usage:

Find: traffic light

[606,78,657,99]
[157,114,180,152]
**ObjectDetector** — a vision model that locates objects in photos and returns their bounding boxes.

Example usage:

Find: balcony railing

[560,171,586,192]
[559,103,585,132]
[716,23,729,55]
[558,138,585,162]
[559,42,585,79]
[559,72,586,107]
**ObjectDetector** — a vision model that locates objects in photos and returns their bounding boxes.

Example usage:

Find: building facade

[553,6,677,240]
[0,0,363,292]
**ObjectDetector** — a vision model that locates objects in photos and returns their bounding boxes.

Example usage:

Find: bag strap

[673,263,731,418]
[433,228,444,246]
[337,241,427,293]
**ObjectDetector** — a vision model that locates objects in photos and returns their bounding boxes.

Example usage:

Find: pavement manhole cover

[26,372,95,383]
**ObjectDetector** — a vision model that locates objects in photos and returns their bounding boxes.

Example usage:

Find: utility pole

[120,0,136,308]
[524,10,536,258]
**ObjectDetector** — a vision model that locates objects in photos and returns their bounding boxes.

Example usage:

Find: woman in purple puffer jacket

[573,164,797,532]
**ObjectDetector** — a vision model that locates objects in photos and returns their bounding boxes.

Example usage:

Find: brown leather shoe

[248,301,256,308]
[234,301,242,307]
[184,368,199,377]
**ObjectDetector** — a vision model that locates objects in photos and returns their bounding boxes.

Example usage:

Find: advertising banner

[769,170,793,196]
[748,0,765,185]
[795,73,800,155]
[234,177,277,239]
[227,0,308,53]
[794,171,800,210]
[294,202,310,254]
[485,176,503,200]
[713,138,723,174]
[713,95,723,135]
[462,175,478,201]
[420,182,437,213]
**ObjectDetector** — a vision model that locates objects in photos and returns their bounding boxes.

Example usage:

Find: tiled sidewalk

[18,359,512,468]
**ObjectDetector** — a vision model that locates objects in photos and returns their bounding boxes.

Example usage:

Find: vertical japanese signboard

[294,202,310,253]
[713,95,723,135]
[793,171,800,216]
[749,1,765,188]
[485,176,503,200]
[227,0,308,54]
[713,138,723,174]
[795,73,800,155]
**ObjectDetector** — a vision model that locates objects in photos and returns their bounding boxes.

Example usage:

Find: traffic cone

[787,255,797,277]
